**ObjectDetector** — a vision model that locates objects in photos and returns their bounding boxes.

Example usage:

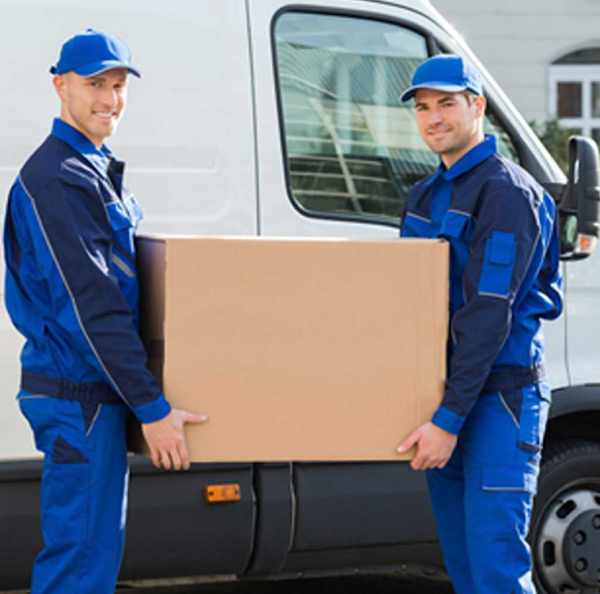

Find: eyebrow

[88,74,127,83]
[415,94,456,108]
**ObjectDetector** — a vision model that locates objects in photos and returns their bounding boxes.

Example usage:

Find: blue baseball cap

[401,54,482,102]
[50,29,141,78]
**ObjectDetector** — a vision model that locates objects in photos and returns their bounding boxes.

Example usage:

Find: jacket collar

[51,118,112,175]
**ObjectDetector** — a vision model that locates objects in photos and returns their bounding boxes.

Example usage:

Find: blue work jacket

[401,135,563,435]
[3,118,170,423]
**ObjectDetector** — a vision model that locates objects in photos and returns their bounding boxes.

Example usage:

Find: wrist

[135,394,172,424]
[431,405,464,436]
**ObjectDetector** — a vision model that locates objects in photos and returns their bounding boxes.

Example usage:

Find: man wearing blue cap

[397,55,563,593]
[3,29,207,593]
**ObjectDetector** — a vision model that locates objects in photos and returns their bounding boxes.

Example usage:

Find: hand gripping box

[132,235,448,462]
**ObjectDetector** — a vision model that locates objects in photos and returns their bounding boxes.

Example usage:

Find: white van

[1,1,599,593]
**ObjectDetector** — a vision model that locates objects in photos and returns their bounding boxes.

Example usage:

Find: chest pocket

[439,210,472,258]
[440,210,469,239]
[439,210,473,314]
[105,194,142,280]
[401,212,436,238]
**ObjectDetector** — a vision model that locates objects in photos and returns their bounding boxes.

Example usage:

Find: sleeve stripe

[478,291,511,300]
[404,211,431,223]
[18,175,129,406]
[447,208,472,218]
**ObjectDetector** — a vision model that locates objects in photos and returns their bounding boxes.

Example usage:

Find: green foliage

[529,119,572,174]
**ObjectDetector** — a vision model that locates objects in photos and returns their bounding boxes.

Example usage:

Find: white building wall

[432,0,600,125]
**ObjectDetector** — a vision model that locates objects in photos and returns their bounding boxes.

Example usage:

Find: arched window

[549,46,600,145]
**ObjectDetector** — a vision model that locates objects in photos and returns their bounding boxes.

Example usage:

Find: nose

[99,87,119,110]
[428,108,443,126]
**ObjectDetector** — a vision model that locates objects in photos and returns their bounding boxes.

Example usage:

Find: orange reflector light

[577,233,598,255]
[204,484,241,503]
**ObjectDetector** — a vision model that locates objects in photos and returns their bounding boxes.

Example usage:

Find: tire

[531,439,600,594]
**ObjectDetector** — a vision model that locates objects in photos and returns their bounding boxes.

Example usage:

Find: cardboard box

[133,235,448,462]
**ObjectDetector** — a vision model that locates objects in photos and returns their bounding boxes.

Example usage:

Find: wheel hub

[564,510,600,587]
[535,488,600,592]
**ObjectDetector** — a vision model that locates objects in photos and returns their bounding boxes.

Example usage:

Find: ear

[474,94,487,118]
[52,75,66,101]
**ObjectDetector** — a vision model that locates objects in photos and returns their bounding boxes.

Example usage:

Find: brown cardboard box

[133,235,448,462]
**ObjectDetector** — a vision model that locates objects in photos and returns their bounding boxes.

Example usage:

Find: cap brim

[74,60,141,78]
[400,83,469,103]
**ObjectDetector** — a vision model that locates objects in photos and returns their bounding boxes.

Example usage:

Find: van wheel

[531,439,600,594]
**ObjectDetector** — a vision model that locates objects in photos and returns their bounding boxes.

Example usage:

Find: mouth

[428,128,450,138]
[93,111,118,122]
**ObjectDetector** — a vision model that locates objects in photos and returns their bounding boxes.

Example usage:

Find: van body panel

[0,0,256,461]
[565,252,600,385]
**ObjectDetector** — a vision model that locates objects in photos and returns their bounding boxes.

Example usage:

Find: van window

[484,105,520,162]
[274,14,520,225]
[274,12,434,226]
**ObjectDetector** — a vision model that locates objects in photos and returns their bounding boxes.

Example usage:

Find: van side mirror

[559,136,600,259]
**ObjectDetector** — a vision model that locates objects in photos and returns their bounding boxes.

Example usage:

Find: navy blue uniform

[401,135,563,593]
[4,118,170,593]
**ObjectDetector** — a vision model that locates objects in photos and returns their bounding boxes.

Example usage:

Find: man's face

[414,89,485,165]
[53,68,129,147]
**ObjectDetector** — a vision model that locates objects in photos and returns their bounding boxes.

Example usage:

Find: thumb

[181,411,209,425]
[397,427,422,453]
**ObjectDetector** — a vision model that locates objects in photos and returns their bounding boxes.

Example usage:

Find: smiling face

[414,88,486,168]
[53,68,129,148]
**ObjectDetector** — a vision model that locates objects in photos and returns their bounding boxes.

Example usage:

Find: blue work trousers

[426,383,550,594]
[18,393,129,594]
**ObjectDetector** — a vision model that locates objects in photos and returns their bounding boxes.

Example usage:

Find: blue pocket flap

[440,211,469,238]
[518,385,550,454]
[487,231,515,266]
[402,212,434,238]
[124,194,143,227]
[106,201,134,231]
[481,465,538,493]
[478,231,516,297]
